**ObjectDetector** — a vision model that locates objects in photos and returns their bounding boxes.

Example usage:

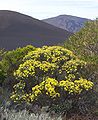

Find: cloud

[0,0,97,19]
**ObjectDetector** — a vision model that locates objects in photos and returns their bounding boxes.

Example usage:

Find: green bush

[0,45,35,88]
[64,20,98,114]
[64,20,98,64]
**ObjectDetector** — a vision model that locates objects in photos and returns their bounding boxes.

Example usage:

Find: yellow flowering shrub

[10,46,94,106]
[14,46,76,80]
[11,77,93,103]
[14,60,57,78]
[62,59,86,74]
[59,78,93,94]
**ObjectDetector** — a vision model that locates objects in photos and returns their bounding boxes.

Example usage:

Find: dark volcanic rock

[0,10,72,50]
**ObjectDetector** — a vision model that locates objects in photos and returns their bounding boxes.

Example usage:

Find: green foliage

[0,45,35,87]
[64,20,98,114]
[0,69,6,85]
[1,45,35,73]
[49,99,72,114]
[0,49,6,85]
[64,20,98,64]
[0,49,6,60]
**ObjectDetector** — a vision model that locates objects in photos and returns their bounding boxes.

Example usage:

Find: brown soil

[62,114,98,120]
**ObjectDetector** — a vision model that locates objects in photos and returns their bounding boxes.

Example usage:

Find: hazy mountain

[43,15,91,33]
[0,10,72,50]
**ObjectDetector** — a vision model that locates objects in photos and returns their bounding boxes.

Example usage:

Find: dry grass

[0,108,62,120]
[1,107,98,120]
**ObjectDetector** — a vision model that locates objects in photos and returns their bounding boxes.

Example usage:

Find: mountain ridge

[43,15,91,33]
[0,10,72,50]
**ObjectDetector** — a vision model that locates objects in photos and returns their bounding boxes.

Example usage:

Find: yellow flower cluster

[59,80,75,93]
[74,78,94,91]
[10,77,93,103]
[62,59,86,74]
[10,93,20,102]
[59,78,93,94]
[27,78,60,102]
[66,74,76,81]
[11,46,94,103]
[23,46,75,62]
[14,46,77,79]
[11,77,93,103]
[44,78,60,97]
[14,60,57,78]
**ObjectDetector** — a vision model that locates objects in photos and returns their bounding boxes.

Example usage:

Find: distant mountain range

[0,10,71,50]
[43,15,91,33]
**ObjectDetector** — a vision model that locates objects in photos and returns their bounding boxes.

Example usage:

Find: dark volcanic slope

[43,15,90,33]
[0,10,72,50]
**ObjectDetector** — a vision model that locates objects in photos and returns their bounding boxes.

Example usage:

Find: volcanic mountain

[43,15,90,33]
[0,10,72,50]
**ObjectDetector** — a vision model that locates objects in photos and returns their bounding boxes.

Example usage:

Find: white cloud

[0,0,97,19]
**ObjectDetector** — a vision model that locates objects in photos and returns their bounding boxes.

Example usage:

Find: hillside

[43,15,90,33]
[0,10,72,50]
[64,20,98,63]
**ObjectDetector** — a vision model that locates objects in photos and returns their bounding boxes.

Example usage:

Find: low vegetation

[0,20,98,119]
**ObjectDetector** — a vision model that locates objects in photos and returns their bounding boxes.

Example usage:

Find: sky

[0,0,97,20]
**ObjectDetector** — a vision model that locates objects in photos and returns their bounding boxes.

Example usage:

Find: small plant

[0,108,62,120]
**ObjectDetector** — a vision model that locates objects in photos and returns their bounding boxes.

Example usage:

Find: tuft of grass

[0,108,62,120]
